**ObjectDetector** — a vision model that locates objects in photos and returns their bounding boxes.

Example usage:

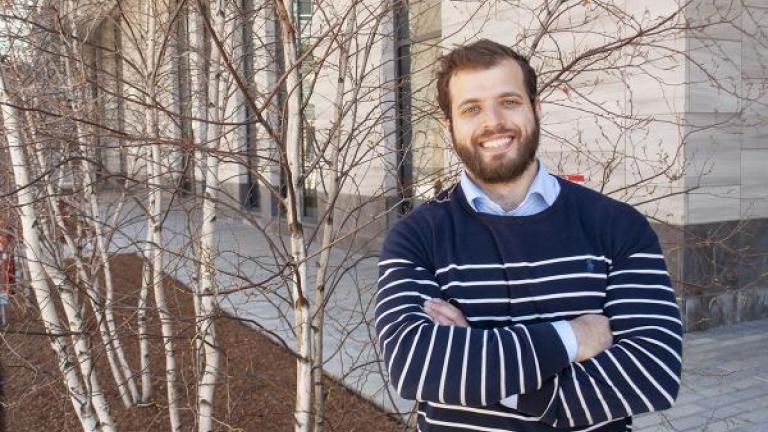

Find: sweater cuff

[500,322,573,410]
[526,320,571,382]
[512,321,570,418]
[551,320,578,362]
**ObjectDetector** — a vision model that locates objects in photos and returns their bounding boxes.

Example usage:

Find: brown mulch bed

[0,254,408,431]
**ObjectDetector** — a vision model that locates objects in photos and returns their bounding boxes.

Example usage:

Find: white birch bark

[66,48,140,413]
[274,1,312,430]
[1,70,105,432]
[168,0,185,189]
[23,108,138,409]
[57,0,140,408]
[195,0,226,429]
[190,1,210,193]
[145,0,182,428]
[311,12,355,432]
[138,205,154,403]
[189,0,210,335]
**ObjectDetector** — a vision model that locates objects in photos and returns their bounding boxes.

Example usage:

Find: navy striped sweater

[375,178,682,431]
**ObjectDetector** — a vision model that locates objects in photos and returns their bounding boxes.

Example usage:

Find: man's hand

[424,300,611,362]
[570,314,612,362]
[424,298,469,327]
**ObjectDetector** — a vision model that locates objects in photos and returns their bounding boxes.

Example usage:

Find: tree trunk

[195,0,226,430]
[1,69,106,432]
[24,108,138,409]
[274,1,312,431]
[311,11,355,431]
[145,0,182,428]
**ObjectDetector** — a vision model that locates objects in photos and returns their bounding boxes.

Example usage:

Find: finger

[428,300,465,322]
[425,306,459,326]
[426,307,453,325]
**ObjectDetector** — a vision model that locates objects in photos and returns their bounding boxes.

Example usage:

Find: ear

[534,98,542,118]
[441,117,452,136]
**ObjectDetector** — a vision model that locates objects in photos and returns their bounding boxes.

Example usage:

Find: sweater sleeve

[516,206,683,428]
[376,215,571,407]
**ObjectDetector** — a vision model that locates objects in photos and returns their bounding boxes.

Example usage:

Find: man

[375,39,682,431]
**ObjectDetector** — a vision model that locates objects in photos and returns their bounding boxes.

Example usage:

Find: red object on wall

[561,174,586,183]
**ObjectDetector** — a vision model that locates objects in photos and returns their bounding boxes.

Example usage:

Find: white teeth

[481,137,512,149]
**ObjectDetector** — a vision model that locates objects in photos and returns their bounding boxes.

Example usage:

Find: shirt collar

[459,160,559,214]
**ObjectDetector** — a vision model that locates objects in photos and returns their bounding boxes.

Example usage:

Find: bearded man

[375,39,682,431]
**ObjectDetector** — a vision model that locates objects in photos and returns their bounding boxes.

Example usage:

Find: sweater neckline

[453,176,570,225]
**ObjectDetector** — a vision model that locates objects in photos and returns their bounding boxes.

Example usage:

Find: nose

[481,105,503,130]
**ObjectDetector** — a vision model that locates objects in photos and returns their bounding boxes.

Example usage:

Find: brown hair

[436,39,537,119]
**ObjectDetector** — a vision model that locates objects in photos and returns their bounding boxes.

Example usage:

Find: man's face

[447,59,540,185]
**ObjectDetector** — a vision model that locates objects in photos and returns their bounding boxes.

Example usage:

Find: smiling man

[375,40,682,431]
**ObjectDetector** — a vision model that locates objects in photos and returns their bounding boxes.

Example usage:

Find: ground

[0,254,407,431]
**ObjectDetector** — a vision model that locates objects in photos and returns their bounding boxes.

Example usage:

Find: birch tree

[1,65,115,432]
[56,0,141,408]
[194,0,227,429]
[141,0,182,427]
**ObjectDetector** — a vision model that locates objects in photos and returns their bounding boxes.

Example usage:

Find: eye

[502,98,519,107]
[462,105,480,114]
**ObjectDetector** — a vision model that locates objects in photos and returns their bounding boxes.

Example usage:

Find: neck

[468,160,539,212]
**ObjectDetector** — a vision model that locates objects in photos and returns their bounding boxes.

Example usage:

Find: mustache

[471,126,521,143]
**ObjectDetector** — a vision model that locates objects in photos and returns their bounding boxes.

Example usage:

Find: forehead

[449,59,527,104]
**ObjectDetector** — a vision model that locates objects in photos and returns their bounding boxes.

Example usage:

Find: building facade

[87,0,767,330]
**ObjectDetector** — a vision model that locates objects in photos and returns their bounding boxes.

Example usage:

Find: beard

[451,114,540,185]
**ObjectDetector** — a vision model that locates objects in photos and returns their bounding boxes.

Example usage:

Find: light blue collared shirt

[459,159,560,216]
[460,162,578,408]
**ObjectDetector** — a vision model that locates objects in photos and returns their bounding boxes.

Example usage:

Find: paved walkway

[635,319,768,432]
[107,200,768,429]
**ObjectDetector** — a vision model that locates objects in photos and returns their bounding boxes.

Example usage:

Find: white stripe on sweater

[590,357,632,415]
[420,411,623,432]
[610,314,682,325]
[375,291,431,313]
[520,325,542,389]
[379,312,430,346]
[378,278,439,296]
[481,332,488,406]
[572,365,594,425]
[415,325,439,401]
[613,326,683,342]
[606,350,653,411]
[386,320,422,376]
[423,403,539,421]
[503,327,525,394]
[559,387,575,427]
[615,344,675,406]
[438,325,454,403]
[621,340,682,381]
[455,291,604,304]
[606,284,675,293]
[467,309,603,323]
[435,254,612,275]
[609,269,669,277]
[379,258,412,266]
[493,328,506,399]
[378,265,427,282]
[635,336,682,363]
[397,324,426,395]
[575,362,611,420]
[460,330,471,405]
[604,298,678,308]
[375,303,422,326]
[629,253,665,259]
[441,272,606,290]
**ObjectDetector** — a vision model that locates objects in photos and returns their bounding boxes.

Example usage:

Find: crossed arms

[375,213,683,428]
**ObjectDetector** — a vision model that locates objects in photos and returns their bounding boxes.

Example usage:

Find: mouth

[477,135,516,151]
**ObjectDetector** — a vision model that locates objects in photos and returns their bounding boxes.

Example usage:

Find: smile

[478,136,514,149]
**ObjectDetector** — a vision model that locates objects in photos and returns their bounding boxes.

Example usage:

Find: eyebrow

[456,91,525,108]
